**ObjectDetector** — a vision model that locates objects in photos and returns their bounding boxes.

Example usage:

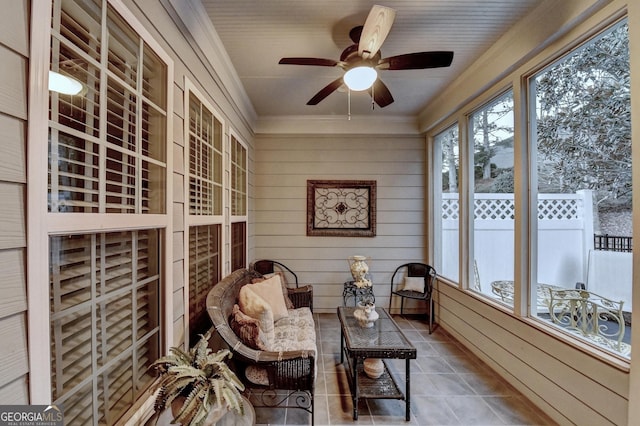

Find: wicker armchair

[207,268,315,425]
[388,262,437,333]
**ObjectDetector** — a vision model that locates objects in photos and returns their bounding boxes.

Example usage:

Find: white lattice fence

[440,191,594,293]
[442,193,583,221]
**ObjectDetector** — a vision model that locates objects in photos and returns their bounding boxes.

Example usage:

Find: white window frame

[183,78,226,347]
[229,131,248,271]
[427,11,632,365]
[27,0,174,404]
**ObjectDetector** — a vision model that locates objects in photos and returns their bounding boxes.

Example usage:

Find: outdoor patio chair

[389,262,437,333]
[249,259,299,288]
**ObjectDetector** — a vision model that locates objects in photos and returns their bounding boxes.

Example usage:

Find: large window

[530,20,631,357]
[50,230,161,424]
[435,124,459,282]
[470,91,515,297]
[185,85,223,346]
[230,134,247,270]
[44,0,170,422]
[431,18,631,360]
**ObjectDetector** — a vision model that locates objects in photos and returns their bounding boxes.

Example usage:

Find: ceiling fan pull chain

[372,84,375,110]
[348,88,351,120]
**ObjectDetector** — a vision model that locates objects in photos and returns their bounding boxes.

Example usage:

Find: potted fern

[150,331,245,426]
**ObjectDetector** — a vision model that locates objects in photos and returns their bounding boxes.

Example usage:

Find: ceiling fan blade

[279,57,339,67]
[378,51,454,70]
[368,78,394,108]
[358,5,396,59]
[307,77,344,105]
[349,26,363,44]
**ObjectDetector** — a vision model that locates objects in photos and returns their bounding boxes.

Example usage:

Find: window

[185,84,223,346]
[43,0,170,422]
[50,230,161,424]
[470,91,515,298]
[434,124,460,282]
[530,20,631,357]
[188,225,221,344]
[230,134,247,270]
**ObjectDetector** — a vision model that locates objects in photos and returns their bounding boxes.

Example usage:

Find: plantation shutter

[188,225,221,344]
[186,89,223,346]
[188,92,223,215]
[49,0,167,214]
[50,230,161,424]
[230,136,247,270]
[46,1,169,424]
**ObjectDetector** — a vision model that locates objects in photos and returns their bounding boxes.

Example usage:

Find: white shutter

[50,230,161,424]
[46,0,168,423]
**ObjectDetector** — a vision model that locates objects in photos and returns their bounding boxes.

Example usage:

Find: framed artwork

[307,180,376,237]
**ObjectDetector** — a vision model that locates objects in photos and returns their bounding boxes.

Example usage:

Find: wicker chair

[207,269,315,424]
[388,263,437,333]
[250,259,299,288]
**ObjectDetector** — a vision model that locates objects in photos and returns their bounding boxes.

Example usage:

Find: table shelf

[343,357,403,400]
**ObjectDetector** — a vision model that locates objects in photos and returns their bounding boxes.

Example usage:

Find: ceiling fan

[279,5,454,108]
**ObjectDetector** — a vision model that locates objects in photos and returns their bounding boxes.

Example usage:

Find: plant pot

[170,397,227,426]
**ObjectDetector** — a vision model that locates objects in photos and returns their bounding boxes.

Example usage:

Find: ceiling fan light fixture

[343,66,377,91]
[48,70,84,95]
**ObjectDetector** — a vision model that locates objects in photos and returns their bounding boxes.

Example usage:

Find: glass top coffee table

[337,306,416,421]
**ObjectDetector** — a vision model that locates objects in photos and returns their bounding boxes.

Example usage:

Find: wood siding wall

[439,283,629,425]
[0,0,29,403]
[253,134,426,312]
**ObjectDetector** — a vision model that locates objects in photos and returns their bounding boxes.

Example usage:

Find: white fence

[439,190,635,309]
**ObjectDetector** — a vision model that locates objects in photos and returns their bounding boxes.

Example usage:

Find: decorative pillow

[238,285,275,345]
[251,272,295,309]
[230,304,268,350]
[247,275,290,322]
[402,276,425,293]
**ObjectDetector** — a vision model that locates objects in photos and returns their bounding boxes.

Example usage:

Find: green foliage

[535,21,630,207]
[150,332,245,426]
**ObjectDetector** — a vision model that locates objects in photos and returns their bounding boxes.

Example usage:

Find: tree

[440,126,459,192]
[534,22,631,208]
[472,92,514,183]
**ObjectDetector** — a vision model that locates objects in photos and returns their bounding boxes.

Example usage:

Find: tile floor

[251,312,557,426]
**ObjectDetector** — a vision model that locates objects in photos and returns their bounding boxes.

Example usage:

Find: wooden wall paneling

[439,285,630,395]
[0,114,26,183]
[0,45,27,119]
[0,376,28,405]
[172,173,183,203]
[172,202,184,232]
[0,0,29,56]
[172,317,184,347]
[172,259,184,292]
[0,183,25,250]
[172,288,184,318]
[173,143,184,175]
[438,283,628,425]
[0,313,29,386]
[0,249,27,319]
[172,231,183,262]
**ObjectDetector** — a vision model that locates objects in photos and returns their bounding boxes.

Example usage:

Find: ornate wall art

[307,180,376,237]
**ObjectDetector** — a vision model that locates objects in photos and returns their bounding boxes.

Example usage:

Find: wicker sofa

[206,268,316,424]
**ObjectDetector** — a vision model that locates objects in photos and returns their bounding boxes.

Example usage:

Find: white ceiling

[199,0,544,118]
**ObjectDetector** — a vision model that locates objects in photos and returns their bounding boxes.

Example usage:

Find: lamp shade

[49,71,84,95]
[343,66,377,91]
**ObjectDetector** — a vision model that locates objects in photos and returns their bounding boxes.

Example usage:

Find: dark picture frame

[307,180,376,237]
